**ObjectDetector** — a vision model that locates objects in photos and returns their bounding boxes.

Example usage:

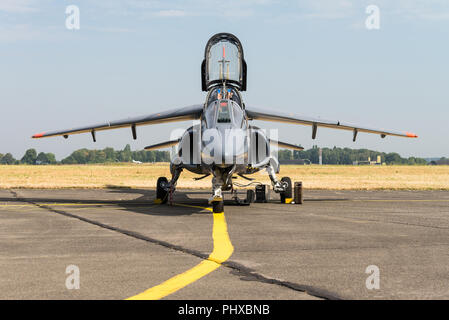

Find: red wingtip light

[406,132,418,138]
[32,132,45,138]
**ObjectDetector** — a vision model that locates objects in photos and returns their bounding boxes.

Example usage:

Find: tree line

[0,145,169,165]
[0,144,432,165]
[279,145,428,165]
[60,145,170,164]
[0,150,57,165]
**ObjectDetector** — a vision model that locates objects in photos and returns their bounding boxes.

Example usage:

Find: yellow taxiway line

[126,205,234,300]
[0,203,161,208]
[0,200,234,299]
[0,203,119,207]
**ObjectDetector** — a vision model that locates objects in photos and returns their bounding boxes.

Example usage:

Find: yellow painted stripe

[0,203,158,207]
[126,206,233,300]
[0,203,115,207]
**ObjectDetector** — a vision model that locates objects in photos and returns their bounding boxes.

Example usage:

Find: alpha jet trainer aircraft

[32,33,417,212]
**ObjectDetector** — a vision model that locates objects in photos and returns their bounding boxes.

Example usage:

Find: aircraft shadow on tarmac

[106,187,210,216]
[4,187,251,217]
[105,187,261,217]
[3,187,351,218]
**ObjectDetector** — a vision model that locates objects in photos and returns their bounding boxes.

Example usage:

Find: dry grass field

[1,164,448,190]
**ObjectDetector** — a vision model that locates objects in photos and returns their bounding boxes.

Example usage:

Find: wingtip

[32,132,45,139]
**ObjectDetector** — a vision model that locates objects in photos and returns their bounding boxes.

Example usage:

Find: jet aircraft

[32,33,417,212]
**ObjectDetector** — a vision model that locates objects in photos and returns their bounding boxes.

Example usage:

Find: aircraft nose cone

[201,128,247,166]
[222,128,247,165]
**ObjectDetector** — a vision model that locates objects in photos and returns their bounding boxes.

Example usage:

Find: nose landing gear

[209,187,224,213]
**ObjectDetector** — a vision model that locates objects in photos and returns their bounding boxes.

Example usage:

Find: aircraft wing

[144,139,180,151]
[269,140,304,151]
[246,107,418,140]
[32,104,204,139]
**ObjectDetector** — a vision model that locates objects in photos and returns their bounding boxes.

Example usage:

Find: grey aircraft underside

[32,33,417,213]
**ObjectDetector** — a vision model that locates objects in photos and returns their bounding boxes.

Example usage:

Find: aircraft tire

[212,201,224,213]
[280,177,293,204]
[156,177,169,204]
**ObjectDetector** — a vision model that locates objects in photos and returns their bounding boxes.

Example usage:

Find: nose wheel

[212,200,224,213]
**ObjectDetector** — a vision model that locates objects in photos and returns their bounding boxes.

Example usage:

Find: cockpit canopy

[201,33,247,92]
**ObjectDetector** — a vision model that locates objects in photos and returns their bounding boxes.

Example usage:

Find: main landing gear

[156,177,169,204]
[155,170,302,212]
[155,165,183,204]
[280,177,293,204]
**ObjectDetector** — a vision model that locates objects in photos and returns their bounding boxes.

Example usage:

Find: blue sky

[1,0,448,159]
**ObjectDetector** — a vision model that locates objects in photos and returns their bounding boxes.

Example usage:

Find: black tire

[212,201,224,213]
[246,189,255,203]
[156,177,168,204]
[280,177,292,204]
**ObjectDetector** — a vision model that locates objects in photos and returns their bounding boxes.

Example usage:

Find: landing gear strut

[265,163,292,203]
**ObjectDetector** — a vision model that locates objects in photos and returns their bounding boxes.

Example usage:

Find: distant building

[353,155,383,166]
[435,158,449,165]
